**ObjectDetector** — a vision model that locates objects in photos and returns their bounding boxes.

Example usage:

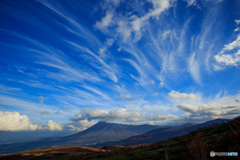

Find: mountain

[95,119,230,147]
[68,121,159,141]
[56,121,160,146]
[0,121,159,154]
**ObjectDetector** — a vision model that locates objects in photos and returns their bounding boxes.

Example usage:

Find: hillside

[95,119,229,147]
[0,146,108,160]
[91,117,239,160]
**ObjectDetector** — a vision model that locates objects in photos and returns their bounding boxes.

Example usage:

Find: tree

[186,132,208,160]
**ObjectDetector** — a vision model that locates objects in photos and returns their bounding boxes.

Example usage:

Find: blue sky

[0,0,240,131]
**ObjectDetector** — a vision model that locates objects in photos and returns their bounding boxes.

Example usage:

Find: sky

[0,0,240,131]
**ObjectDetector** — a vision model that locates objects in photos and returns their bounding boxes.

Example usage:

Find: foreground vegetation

[1,117,239,160]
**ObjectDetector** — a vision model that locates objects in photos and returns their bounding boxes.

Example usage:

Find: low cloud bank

[0,111,62,131]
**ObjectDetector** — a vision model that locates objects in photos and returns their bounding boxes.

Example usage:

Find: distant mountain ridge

[0,119,230,154]
[69,121,159,139]
[95,119,230,147]
[0,121,159,154]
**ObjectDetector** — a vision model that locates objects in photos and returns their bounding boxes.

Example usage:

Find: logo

[210,151,238,157]
[210,151,215,157]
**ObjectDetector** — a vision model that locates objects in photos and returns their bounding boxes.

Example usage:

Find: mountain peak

[71,121,159,141]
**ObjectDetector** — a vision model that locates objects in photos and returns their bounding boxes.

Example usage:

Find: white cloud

[117,21,131,41]
[120,93,132,99]
[64,119,96,131]
[70,108,178,125]
[172,92,240,123]
[95,12,114,32]
[131,0,170,34]
[215,50,240,67]
[45,120,63,131]
[71,108,136,121]
[39,96,48,104]
[162,30,171,39]
[66,124,78,131]
[76,119,95,130]
[0,111,38,131]
[220,34,240,53]
[214,34,240,69]
[142,104,169,112]
[169,90,197,100]
[96,0,171,42]
[177,103,199,113]
[131,17,142,32]
[178,103,240,118]
[0,111,67,131]
[146,0,171,19]
[235,19,240,25]
[234,27,240,32]
[177,92,240,123]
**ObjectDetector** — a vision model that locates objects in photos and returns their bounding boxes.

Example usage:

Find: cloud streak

[169,91,197,100]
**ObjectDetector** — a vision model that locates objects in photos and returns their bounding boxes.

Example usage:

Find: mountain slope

[90,117,239,160]
[0,121,159,154]
[95,119,230,147]
[54,121,160,146]
[69,121,159,139]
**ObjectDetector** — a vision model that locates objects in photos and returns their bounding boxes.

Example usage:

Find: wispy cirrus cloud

[188,52,201,84]
[64,40,119,83]
[36,0,102,48]
[0,0,239,128]
[0,95,57,113]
